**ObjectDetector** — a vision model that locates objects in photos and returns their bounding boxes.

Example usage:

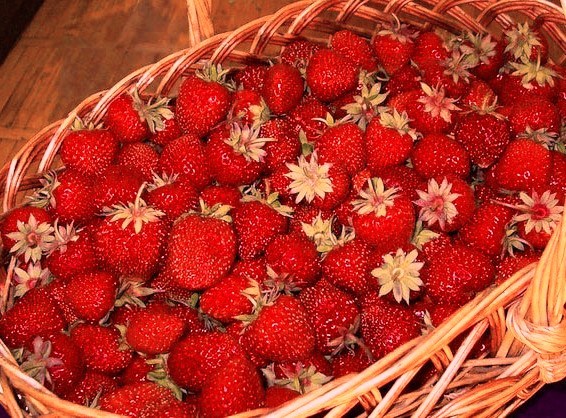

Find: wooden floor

[0,0,296,168]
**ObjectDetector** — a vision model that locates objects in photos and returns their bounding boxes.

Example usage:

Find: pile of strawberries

[0,18,564,418]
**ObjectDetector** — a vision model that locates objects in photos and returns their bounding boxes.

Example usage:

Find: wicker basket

[0,0,565,417]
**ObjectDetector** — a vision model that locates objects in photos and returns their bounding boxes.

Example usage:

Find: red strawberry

[351,178,415,252]
[21,333,83,397]
[415,176,475,233]
[200,274,255,323]
[289,205,334,233]
[165,204,237,290]
[99,382,176,417]
[65,271,118,322]
[199,357,265,418]
[316,120,365,176]
[371,23,417,75]
[230,89,270,127]
[116,142,159,181]
[377,165,427,202]
[262,63,304,114]
[145,173,199,222]
[495,251,541,285]
[125,309,185,355]
[458,203,516,257]
[60,124,119,177]
[388,83,459,135]
[299,279,359,354]
[234,64,268,92]
[43,278,79,324]
[454,106,510,168]
[94,188,168,280]
[0,287,65,348]
[422,244,496,306]
[360,293,421,359]
[158,134,211,191]
[105,91,173,143]
[206,123,269,186]
[265,233,321,288]
[92,165,145,211]
[496,61,557,105]
[365,109,417,173]
[331,347,373,378]
[331,30,377,71]
[30,170,96,224]
[120,354,151,385]
[411,133,470,179]
[232,258,268,283]
[461,33,504,81]
[322,240,377,295]
[306,49,359,102]
[168,332,247,391]
[150,111,182,146]
[233,192,290,260]
[265,387,300,408]
[495,138,551,193]
[288,97,329,142]
[419,50,472,98]
[70,323,132,374]
[261,118,301,173]
[46,222,97,281]
[281,40,320,73]
[412,31,450,71]
[140,400,196,418]
[199,184,242,208]
[460,79,496,108]
[549,151,566,202]
[176,65,232,137]
[63,371,118,405]
[385,64,421,96]
[508,97,560,137]
[245,294,315,362]
[0,206,53,263]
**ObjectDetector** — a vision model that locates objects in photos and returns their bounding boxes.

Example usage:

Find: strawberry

[244,294,315,362]
[495,251,541,285]
[145,173,199,222]
[508,97,560,137]
[377,165,427,202]
[460,79,496,108]
[65,271,118,322]
[316,120,366,176]
[199,184,242,208]
[262,63,304,114]
[360,292,421,359]
[60,123,119,177]
[0,207,53,263]
[411,133,470,179]
[63,371,118,405]
[496,59,557,105]
[351,178,415,252]
[199,357,265,418]
[306,49,359,102]
[206,123,270,186]
[422,244,496,306]
[120,354,151,385]
[388,83,459,135]
[158,134,211,191]
[371,22,417,75]
[460,33,504,81]
[30,170,96,224]
[116,142,159,181]
[265,387,300,408]
[21,333,84,397]
[299,279,359,354]
[412,31,450,71]
[11,261,51,298]
[549,151,566,202]
[105,91,173,143]
[233,190,291,260]
[46,222,97,281]
[454,106,510,168]
[234,64,268,92]
[149,111,182,146]
[125,309,185,355]
[288,97,329,142]
[200,274,255,323]
[285,152,350,210]
[168,332,247,391]
[176,65,232,137]
[140,400,196,418]
[331,347,373,378]
[265,233,321,288]
[261,118,301,173]
[94,187,168,280]
[70,323,132,374]
[92,165,145,211]
[322,240,377,295]
[415,176,475,233]
[331,30,377,71]
[43,278,79,324]
[281,40,320,73]
[289,205,334,233]
[494,138,551,193]
[385,64,421,96]
[99,382,176,417]
[0,287,65,348]
[365,109,417,173]
[165,203,237,290]
[419,50,472,98]
[230,89,270,127]
[504,22,548,63]
[458,203,516,257]
[266,352,332,394]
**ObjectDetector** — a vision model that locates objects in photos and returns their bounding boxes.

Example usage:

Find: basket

[0,0,565,417]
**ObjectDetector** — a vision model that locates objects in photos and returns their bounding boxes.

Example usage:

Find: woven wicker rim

[0,1,565,417]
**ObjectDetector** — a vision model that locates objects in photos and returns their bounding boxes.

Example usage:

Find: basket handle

[187,0,215,47]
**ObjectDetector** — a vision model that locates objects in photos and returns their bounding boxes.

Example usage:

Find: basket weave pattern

[0,1,565,417]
